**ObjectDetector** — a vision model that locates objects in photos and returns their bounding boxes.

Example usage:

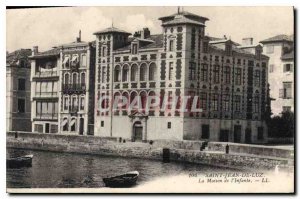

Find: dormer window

[132,43,138,54]
[63,56,70,68]
[169,40,174,51]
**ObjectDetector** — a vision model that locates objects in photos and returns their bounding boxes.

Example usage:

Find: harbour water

[7,148,240,188]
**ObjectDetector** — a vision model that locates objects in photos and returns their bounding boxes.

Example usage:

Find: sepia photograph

[5,5,295,193]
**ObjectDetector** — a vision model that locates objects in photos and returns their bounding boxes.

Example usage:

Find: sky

[6,6,294,53]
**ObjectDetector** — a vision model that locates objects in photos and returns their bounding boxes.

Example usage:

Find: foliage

[268,111,294,138]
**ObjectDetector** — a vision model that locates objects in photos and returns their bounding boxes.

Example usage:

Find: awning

[72,56,78,62]
[70,119,76,126]
[63,57,69,64]
[61,119,68,126]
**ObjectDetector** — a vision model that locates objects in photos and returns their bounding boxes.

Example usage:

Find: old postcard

[6,6,294,193]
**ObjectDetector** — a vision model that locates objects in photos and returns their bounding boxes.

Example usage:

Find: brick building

[93,10,269,143]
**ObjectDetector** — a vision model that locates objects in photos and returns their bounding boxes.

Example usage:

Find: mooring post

[226,144,229,154]
[162,148,170,163]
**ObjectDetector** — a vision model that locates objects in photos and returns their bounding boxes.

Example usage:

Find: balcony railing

[35,92,58,98]
[35,71,58,77]
[35,113,58,120]
[279,88,292,99]
[62,83,86,94]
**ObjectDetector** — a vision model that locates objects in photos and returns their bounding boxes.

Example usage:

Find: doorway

[79,118,84,135]
[133,121,143,142]
[45,123,50,133]
[245,128,252,143]
[234,125,241,143]
[220,130,229,142]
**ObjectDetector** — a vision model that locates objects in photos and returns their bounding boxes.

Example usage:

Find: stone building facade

[93,10,269,143]
[260,35,294,115]
[6,49,32,132]
[30,35,95,135]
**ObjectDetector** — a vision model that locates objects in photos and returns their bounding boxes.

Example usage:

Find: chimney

[242,38,253,46]
[76,30,81,42]
[143,28,150,39]
[33,46,38,55]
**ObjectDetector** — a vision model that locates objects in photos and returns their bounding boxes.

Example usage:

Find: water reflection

[7,148,239,188]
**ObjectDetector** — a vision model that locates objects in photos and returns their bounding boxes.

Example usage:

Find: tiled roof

[161,15,205,26]
[115,34,163,52]
[158,11,209,21]
[260,34,293,43]
[6,49,32,66]
[93,27,131,35]
[30,48,60,59]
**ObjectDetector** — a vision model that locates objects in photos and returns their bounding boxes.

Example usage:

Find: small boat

[103,171,139,188]
[7,154,33,169]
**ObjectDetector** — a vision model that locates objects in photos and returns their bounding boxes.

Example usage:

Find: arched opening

[62,118,68,131]
[132,121,143,142]
[114,65,121,82]
[122,92,129,113]
[122,64,129,82]
[72,73,78,89]
[140,91,147,113]
[131,64,138,81]
[130,91,138,113]
[81,72,86,86]
[140,63,147,81]
[148,63,157,81]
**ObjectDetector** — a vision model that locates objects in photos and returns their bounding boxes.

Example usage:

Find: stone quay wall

[7,131,294,170]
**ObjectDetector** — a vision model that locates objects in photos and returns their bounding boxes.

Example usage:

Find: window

[169,40,174,51]
[282,106,291,112]
[211,94,219,111]
[18,78,26,91]
[62,118,68,131]
[201,125,210,139]
[34,124,43,133]
[223,94,230,111]
[81,54,87,67]
[101,121,104,127]
[203,41,208,53]
[63,56,70,68]
[140,64,147,81]
[80,96,85,110]
[234,95,241,112]
[280,82,292,99]
[254,94,260,113]
[102,46,107,57]
[254,70,260,87]
[149,63,157,81]
[200,92,207,111]
[114,66,121,82]
[266,45,274,54]
[122,65,129,82]
[18,98,25,113]
[20,60,26,68]
[64,96,69,110]
[284,64,293,72]
[269,64,274,73]
[201,64,208,82]
[235,68,242,85]
[167,122,171,129]
[189,62,196,80]
[131,64,138,81]
[70,119,76,131]
[257,127,264,140]
[132,44,138,54]
[213,65,220,83]
[102,67,106,83]
[168,62,174,80]
[224,66,231,84]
